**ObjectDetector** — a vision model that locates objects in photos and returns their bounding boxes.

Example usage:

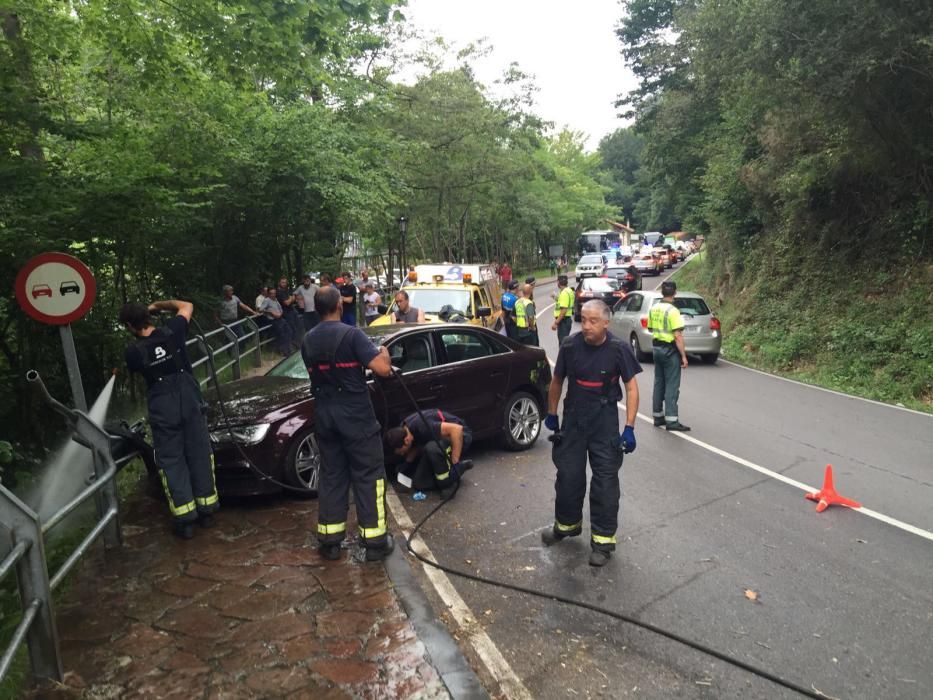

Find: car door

[379,331,441,428]
[429,328,511,433]
[613,292,642,337]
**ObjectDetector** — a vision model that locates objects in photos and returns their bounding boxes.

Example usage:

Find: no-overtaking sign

[14,252,97,325]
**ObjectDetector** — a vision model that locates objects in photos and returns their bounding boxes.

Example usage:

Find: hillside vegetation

[600,1,933,411]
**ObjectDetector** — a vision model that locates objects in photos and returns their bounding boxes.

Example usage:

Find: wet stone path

[35,490,448,699]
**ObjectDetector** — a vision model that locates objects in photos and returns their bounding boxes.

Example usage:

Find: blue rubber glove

[544,414,560,431]
[619,425,636,453]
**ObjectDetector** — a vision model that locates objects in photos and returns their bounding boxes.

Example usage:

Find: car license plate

[685,325,703,334]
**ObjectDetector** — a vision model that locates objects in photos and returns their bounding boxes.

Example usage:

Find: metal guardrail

[0,318,274,688]
[0,372,126,686]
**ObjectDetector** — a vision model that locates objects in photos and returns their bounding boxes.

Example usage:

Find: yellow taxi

[370,264,503,331]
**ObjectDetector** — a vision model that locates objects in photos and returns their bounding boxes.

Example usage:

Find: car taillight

[710,317,721,331]
[640,317,649,328]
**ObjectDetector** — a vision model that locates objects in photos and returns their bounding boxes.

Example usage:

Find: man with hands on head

[542,299,641,567]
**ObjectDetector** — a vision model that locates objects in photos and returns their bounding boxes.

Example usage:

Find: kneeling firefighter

[119,300,218,539]
[385,410,474,494]
[302,285,395,562]
[542,299,641,567]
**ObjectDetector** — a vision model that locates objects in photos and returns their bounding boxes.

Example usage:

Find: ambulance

[370,263,503,329]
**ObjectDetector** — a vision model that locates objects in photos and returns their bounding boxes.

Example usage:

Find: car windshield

[266,329,392,380]
[650,297,711,316]
[582,278,620,291]
[401,289,471,315]
[580,255,604,265]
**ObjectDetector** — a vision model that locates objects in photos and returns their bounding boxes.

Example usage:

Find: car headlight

[210,423,271,446]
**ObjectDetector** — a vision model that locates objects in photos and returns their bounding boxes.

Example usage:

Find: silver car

[575,254,607,280]
[610,290,722,364]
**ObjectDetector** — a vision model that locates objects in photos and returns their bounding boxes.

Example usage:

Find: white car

[575,254,607,280]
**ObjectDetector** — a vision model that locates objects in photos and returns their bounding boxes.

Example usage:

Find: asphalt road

[395,267,933,699]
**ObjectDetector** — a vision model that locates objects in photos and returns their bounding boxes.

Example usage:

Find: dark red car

[207,323,551,496]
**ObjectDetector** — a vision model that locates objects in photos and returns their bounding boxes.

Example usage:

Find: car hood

[206,376,309,426]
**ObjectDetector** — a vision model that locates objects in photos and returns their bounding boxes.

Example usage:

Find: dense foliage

[1,1,612,444]
[608,0,932,407]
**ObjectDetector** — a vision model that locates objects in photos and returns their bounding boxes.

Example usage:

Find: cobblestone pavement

[35,490,450,699]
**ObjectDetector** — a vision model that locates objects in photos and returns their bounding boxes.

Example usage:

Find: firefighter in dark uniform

[120,300,218,540]
[385,409,474,494]
[302,286,395,561]
[542,299,641,567]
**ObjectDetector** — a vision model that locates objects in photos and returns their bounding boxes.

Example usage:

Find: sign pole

[58,324,87,412]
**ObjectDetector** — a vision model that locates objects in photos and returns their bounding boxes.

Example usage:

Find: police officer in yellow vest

[648,281,690,431]
[551,275,575,343]
[513,284,538,345]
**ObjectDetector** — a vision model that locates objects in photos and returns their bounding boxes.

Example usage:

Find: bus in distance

[578,230,621,254]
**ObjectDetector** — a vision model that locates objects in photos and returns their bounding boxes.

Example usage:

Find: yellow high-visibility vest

[648,301,684,343]
[554,287,575,318]
[515,298,530,328]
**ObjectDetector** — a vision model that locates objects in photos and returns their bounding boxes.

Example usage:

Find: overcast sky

[401,0,638,151]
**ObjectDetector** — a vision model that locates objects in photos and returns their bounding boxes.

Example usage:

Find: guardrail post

[1,486,63,685]
[246,317,262,368]
[73,413,122,548]
[222,325,241,380]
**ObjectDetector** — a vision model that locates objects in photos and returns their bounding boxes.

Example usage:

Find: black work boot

[197,513,215,529]
[589,549,612,567]
[173,521,195,540]
[365,534,396,562]
[666,421,691,432]
[541,527,580,546]
[319,543,341,561]
[653,417,666,427]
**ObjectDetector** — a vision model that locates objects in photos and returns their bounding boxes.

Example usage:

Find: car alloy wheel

[503,391,541,450]
[286,429,321,493]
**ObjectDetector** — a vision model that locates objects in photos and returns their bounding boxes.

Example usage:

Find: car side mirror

[476,306,492,318]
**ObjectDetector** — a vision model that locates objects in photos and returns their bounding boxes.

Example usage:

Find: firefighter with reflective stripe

[385,410,474,494]
[648,280,690,431]
[551,275,575,343]
[513,284,539,345]
[542,299,641,567]
[120,300,218,540]
[301,286,395,562]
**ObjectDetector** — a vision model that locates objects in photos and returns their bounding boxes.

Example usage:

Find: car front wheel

[284,427,321,495]
[502,391,541,451]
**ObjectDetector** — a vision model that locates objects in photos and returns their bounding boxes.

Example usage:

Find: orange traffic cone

[805,464,861,512]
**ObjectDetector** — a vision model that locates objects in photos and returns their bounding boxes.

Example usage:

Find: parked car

[604,265,642,293]
[610,290,722,365]
[575,254,608,280]
[573,277,628,321]
[207,324,551,496]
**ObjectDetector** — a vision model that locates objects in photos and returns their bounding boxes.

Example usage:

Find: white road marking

[717,359,932,417]
[536,302,555,319]
[385,491,533,700]
[544,359,933,542]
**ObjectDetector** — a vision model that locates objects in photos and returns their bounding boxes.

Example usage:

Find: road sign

[14,252,97,326]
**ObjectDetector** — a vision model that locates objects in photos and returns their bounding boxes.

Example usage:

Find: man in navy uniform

[542,299,641,567]
[120,300,218,539]
[385,409,474,493]
[302,286,394,561]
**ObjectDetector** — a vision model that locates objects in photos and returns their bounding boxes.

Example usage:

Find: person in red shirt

[499,261,512,286]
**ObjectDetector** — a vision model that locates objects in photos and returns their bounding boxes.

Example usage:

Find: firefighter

[119,300,218,539]
[648,280,690,431]
[513,284,538,345]
[385,409,474,494]
[542,299,641,567]
[302,286,395,561]
[551,274,575,343]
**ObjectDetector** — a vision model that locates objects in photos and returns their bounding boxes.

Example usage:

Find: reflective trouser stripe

[436,447,453,482]
[196,454,219,507]
[592,533,617,545]
[666,416,678,421]
[652,412,664,417]
[318,522,346,535]
[555,520,582,532]
[196,494,219,506]
[360,478,386,539]
[159,470,196,517]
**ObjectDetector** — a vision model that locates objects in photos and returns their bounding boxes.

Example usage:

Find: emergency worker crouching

[119,300,218,540]
[385,410,474,496]
[542,300,641,567]
[302,286,395,562]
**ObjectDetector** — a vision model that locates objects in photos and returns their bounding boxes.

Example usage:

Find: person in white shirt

[362,283,382,325]
[294,274,320,331]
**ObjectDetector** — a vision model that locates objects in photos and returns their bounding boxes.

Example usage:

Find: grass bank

[671,251,932,413]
